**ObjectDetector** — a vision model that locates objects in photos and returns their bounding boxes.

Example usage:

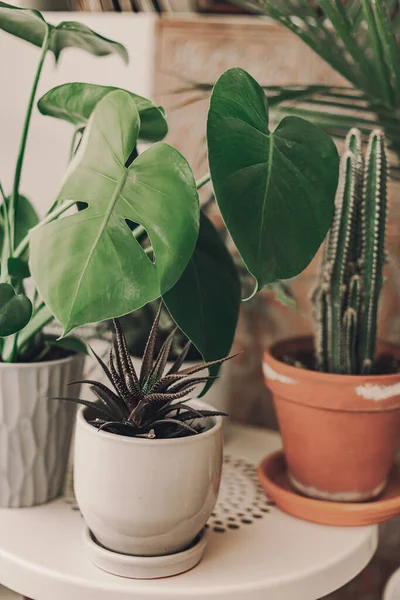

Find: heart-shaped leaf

[0,194,39,261]
[0,283,32,337]
[38,83,167,143]
[1,303,53,362]
[207,67,339,292]
[50,21,128,63]
[0,2,128,63]
[163,212,241,394]
[29,90,199,335]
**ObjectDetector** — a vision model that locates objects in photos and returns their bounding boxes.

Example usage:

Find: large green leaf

[0,2,128,63]
[0,194,39,261]
[207,67,339,292]
[29,90,199,335]
[0,283,32,337]
[1,303,53,362]
[38,83,167,143]
[163,212,241,393]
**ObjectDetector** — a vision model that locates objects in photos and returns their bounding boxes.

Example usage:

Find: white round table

[383,568,400,599]
[0,424,378,600]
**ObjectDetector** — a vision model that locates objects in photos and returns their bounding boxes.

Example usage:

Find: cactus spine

[313,129,387,375]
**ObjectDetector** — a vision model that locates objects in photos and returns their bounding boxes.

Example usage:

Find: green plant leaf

[38,83,167,143]
[0,194,39,261]
[7,257,30,279]
[29,90,199,335]
[207,67,339,292]
[0,282,32,337]
[0,2,128,63]
[44,334,88,355]
[4,303,53,361]
[163,212,240,394]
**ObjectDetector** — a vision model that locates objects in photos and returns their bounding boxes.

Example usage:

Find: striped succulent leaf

[53,304,231,438]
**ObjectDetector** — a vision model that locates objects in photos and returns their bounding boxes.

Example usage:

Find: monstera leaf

[163,212,241,393]
[38,83,167,142]
[0,283,32,337]
[0,2,128,62]
[207,67,339,293]
[29,90,199,335]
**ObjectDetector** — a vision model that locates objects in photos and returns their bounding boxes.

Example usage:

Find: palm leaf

[224,0,400,173]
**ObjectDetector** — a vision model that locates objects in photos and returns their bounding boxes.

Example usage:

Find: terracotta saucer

[258,451,400,527]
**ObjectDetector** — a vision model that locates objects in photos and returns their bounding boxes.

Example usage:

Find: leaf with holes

[163,212,240,393]
[38,83,167,143]
[0,283,32,337]
[0,2,128,62]
[207,67,339,292]
[29,90,199,335]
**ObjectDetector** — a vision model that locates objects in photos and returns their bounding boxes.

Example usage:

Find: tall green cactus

[314,129,388,375]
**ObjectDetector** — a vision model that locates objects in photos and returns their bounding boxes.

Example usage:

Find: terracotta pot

[263,336,400,502]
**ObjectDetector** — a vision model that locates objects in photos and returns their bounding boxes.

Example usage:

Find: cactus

[313,128,388,375]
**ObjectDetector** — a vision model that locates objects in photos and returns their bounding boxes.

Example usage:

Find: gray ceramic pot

[0,354,85,507]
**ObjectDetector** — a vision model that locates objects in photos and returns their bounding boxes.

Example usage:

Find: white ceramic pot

[74,401,223,557]
[0,354,85,508]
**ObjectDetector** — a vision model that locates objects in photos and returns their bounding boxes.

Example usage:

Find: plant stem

[196,173,211,189]
[0,183,10,283]
[0,183,6,203]
[69,128,84,162]
[14,199,77,259]
[9,27,50,253]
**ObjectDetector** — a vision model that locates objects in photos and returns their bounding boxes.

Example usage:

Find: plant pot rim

[264,335,400,384]
[77,399,223,447]
[0,352,84,369]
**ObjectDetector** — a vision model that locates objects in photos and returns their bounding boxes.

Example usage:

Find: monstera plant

[0,3,340,511]
[0,2,339,371]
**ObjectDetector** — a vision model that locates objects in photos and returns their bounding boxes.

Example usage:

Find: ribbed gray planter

[0,354,85,508]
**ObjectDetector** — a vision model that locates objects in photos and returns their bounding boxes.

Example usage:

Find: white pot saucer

[83,527,207,580]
